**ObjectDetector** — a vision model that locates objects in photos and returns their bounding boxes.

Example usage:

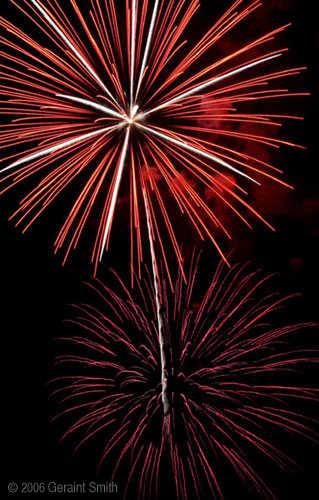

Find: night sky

[2,0,318,498]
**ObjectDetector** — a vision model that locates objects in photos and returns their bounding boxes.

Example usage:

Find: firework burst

[0,0,308,279]
[50,257,318,499]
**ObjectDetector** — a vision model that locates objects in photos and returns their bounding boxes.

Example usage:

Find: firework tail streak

[0,1,309,422]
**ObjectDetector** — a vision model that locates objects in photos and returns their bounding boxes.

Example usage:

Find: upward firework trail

[0,0,308,278]
[50,257,318,500]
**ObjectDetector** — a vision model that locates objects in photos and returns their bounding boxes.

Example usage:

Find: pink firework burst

[50,257,318,499]
[0,0,308,279]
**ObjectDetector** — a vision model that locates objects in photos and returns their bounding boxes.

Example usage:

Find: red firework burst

[50,257,318,499]
[0,0,308,279]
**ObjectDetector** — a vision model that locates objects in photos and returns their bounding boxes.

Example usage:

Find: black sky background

[2,0,318,498]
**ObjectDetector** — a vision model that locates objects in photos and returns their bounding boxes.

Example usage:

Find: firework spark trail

[0,0,308,276]
[50,259,318,499]
[143,186,171,420]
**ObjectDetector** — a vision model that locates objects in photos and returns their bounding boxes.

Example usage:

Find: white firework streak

[99,126,131,261]
[135,0,160,101]
[130,0,137,111]
[142,186,170,417]
[29,0,121,110]
[143,54,282,116]
[0,125,120,173]
[137,123,260,185]
[56,94,126,121]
